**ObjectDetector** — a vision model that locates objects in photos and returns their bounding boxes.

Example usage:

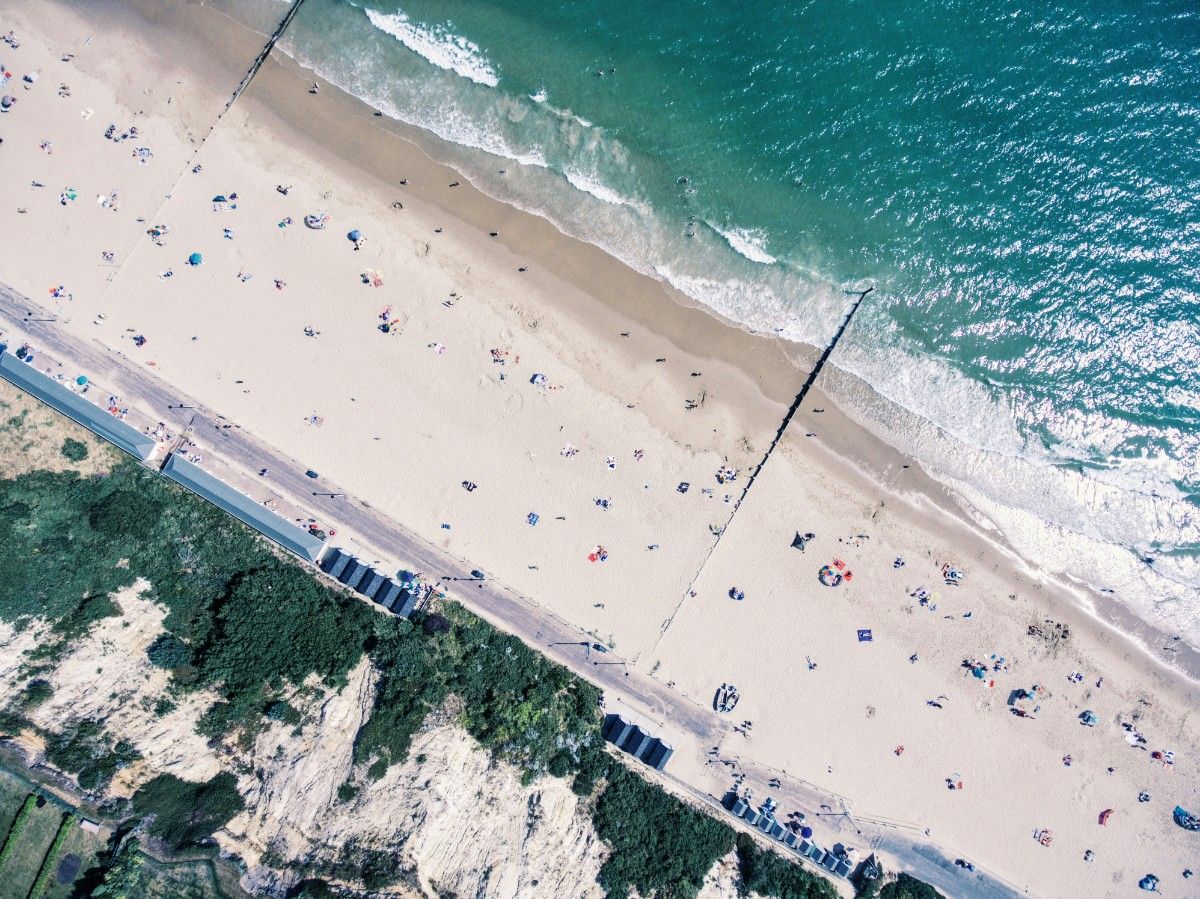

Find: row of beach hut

[318,546,419,617]
[722,792,853,879]
[602,713,674,771]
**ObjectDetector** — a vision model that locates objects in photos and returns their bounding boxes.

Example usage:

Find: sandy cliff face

[0,587,624,898]
[25,584,224,793]
[225,657,609,898]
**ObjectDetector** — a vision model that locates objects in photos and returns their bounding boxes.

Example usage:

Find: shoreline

[233,8,1200,687]
[2,1,1198,894]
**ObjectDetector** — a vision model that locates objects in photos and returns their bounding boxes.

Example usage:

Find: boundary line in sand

[648,287,874,655]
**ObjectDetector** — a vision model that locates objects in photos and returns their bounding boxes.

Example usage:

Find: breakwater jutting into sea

[222,0,1200,657]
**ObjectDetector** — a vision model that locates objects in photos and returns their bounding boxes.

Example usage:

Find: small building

[618,725,653,760]
[375,580,403,610]
[392,589,419,618]
[834,858,852,878]
[602,714,634,746]
[601,714,673,772]
[319,547,352,580]
[742,808,762,827]
[783,830,799,849]
[79,819,102,834]
[358,570,386,600]
[756,815,774,834]
[769,821,787,841]
[337,558,366,586]
[640,738,674,771]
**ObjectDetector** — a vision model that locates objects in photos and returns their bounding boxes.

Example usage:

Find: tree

[91,837,146,897]
[60,438,89,462]
[87,490,164,537]
[132,773,244,851]
[146,634,191,669]
[879,873,945,899]
[735,832,837,899]
[594,765,734,899]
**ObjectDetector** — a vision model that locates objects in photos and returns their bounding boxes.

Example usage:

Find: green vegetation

[19,679,54,710]
[0,793,37,871]
[0,793,67,897]
[132,773,245,852]
[358,603,602,779]
[44,720,140,792]
[878,873,944,899]
[592,764,733,899]
[91,839,145,898]
[146,634,191,669]
[90,838,227,899]
[27,812,72,898]
[735,832,837,899]
[59,438,88,463]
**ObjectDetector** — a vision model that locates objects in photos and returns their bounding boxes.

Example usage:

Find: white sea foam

[529,88,549,103]
[712,225,777,265]
[364,8,499,87]
[825,340,1200,650]
[563,168,641,210]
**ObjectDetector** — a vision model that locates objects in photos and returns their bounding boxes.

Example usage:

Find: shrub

[266,700,302,725]
[336,783,359,803]
[60,438,89,462]
[132,772,244,851]
[735,832,837,899]
[45,720,140,791]
[146,634,191,669]
[594,765,733,899]
[879,873,944,899]
[20,678,54,709]
[88,490,163,537]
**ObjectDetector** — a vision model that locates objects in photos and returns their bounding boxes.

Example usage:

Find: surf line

[647,286,873,655]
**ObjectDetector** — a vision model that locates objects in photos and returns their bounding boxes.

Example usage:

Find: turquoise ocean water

[222,0,1200,653]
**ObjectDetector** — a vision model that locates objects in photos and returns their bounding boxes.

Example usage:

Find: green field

[0,769,109,899]
[39,818,108,899]
[0,771,29,845]
[0,795,65,899]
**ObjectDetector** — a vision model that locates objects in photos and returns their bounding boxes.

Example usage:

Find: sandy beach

[0,1,1197,896]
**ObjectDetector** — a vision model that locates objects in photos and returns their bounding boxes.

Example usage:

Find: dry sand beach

[0,1,1197,896]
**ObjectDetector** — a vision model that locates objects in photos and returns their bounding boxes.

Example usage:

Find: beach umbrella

[0,95,13,109]
[75,375,88,386]
[212,195,227,203]
[348,229,362,242]
[1099,809,1113,825]
[800,826,813,839]
[187,252,203,266]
